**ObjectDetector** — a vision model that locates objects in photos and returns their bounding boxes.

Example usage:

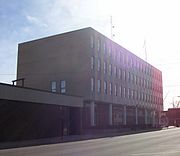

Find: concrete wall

[17,28,92,98]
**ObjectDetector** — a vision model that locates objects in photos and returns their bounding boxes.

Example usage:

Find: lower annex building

[0,27,163,141]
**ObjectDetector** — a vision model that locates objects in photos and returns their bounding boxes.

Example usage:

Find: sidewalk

[0,128,162,150]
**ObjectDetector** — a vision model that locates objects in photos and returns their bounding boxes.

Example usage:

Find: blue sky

[0,0,110,83]
[1,0,180,110]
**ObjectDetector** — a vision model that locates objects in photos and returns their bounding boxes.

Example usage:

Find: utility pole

[110,16,115,40]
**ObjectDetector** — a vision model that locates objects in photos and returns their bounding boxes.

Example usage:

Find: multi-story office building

[17,27,163,132]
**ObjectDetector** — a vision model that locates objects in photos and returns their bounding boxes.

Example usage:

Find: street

[1,128,180,156]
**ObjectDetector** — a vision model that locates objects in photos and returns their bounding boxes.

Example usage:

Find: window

[137,77,139,85]
[119,86,122,97]
[122,54,124,64]
[131,90,134,99]
[91,78,94,92]
[134,75,137,84]
[134,90,137,100]
[128,88,130,98]
[110,82,112,95]
[112,48,115,60]
[142,78,144,87]
[123,70,126,81]
[137,61,139,69]
[109,64,112,75]
[123,87,126,98]
[97,39,100,51]
[124,54,127,64]
[51,81,57,93]
[104,81,107,94]
[141,92,144,101]
[108,46,111,56]
[97,59,101,71]
[91,56,94,70]
[114,66,117,77]
[103,43,106,53]
[128,72,130,82]
[115,49,118,61]
[131,73,134,83]
[90,36,94,48]
[144,79,146,88]
[98,80,101,93]
[60,80,66,94]
[118,69,121,79]
[115,84,117,96]
[141,64,143,72]
[119,52,121,63]
[131,58,134,68]
[104,62,107,74]
[138,92,141,100]
[140,77,142,86]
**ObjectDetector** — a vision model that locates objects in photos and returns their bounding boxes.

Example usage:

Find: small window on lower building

[51,81,57,93]
[60,80,66,94]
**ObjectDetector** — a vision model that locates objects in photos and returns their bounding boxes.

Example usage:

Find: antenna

[143,39,147,61]
[163,91,170,102]
[110,16,115,40]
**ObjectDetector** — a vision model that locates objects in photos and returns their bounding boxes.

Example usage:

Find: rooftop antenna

[163,91,170,102]
[110,16,115,40]
[143,39,147,61]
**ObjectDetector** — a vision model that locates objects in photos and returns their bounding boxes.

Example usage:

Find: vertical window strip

[128,88,130,99]
[91,78,94,92]
[91,56,94,70]
[123,87,126,98]
[115,84,117,96]
[109,64,112,75]
[97,59,101,71]
[104,81,107,94]
[104,62,106,74]
[98,80,101,93]
[110,82,112,95]
[119,86,122,97]
[97,39,100,51]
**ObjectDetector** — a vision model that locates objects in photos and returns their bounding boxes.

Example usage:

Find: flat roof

[0,83,83,107]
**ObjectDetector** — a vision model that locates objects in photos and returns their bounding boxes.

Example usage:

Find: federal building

[0,27,163,142]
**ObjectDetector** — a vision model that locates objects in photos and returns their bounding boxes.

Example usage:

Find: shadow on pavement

[0,127,165,150]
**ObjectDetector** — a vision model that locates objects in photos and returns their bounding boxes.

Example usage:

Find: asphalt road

[1,128,180,156]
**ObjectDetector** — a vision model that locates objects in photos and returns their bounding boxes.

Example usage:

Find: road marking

[131,150,180,155]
